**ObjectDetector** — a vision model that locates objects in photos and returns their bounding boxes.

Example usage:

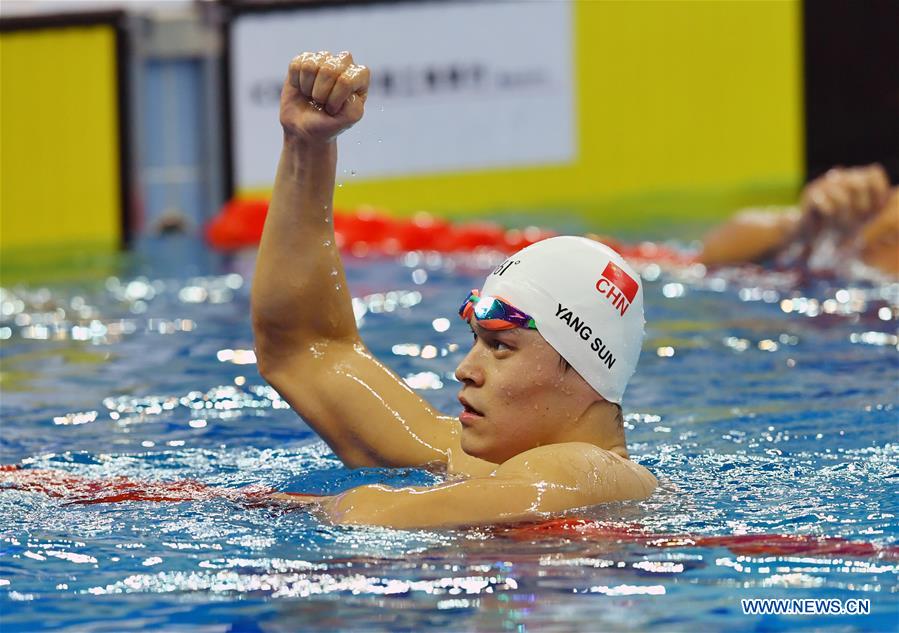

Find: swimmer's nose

[454,348,484,386]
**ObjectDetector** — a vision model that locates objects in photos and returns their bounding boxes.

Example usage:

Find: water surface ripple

[1,240,897,632]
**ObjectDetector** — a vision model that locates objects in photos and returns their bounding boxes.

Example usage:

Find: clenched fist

[800,164,891,233]
[280,51,370,144]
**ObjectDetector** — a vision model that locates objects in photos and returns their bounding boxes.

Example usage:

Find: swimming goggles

[458,289,537,331]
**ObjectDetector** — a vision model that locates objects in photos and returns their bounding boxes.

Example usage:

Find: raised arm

[252,52,359,356]
[251,52,468,469]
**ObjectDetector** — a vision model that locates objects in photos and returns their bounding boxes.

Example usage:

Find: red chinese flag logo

[601,262,638,303]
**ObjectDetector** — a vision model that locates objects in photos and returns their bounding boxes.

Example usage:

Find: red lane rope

[205,198,693,264]
[3,468,894,559]
[503,518,899,560]
[0,467,273,505]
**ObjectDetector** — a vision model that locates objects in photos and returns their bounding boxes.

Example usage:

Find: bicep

[263,341,457,468]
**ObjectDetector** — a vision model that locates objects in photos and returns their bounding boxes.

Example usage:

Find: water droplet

[350,170,356,177]
[377,138,383,144]
[322,240,332,247]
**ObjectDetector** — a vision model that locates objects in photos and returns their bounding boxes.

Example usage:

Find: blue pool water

[1,236,897,632]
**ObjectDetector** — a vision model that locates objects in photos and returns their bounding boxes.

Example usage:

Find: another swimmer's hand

[856,188,899,276]
[799,164,891,235]
[280,51,370,146]
[267,492,327,506]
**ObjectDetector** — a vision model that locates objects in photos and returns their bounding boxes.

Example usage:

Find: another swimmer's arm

[699,164,893,268]
[319,446,657,529]
[698,207,800,267]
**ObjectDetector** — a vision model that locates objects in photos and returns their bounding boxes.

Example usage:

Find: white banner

[230,0,575,190]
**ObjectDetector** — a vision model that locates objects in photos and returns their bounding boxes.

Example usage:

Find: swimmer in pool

[699,163,899,277]
[251,51,656,528]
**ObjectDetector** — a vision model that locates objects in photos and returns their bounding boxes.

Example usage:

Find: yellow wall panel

[243,1,802,229]
[1,24,121,252]
[580,0,802,193]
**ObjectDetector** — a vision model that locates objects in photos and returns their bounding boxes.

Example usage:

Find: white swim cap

[480,236,645,403]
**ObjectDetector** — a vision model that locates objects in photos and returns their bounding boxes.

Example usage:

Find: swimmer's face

[454,323,601,463]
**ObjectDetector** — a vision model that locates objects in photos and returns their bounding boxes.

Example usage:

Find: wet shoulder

[497,442,657,503]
